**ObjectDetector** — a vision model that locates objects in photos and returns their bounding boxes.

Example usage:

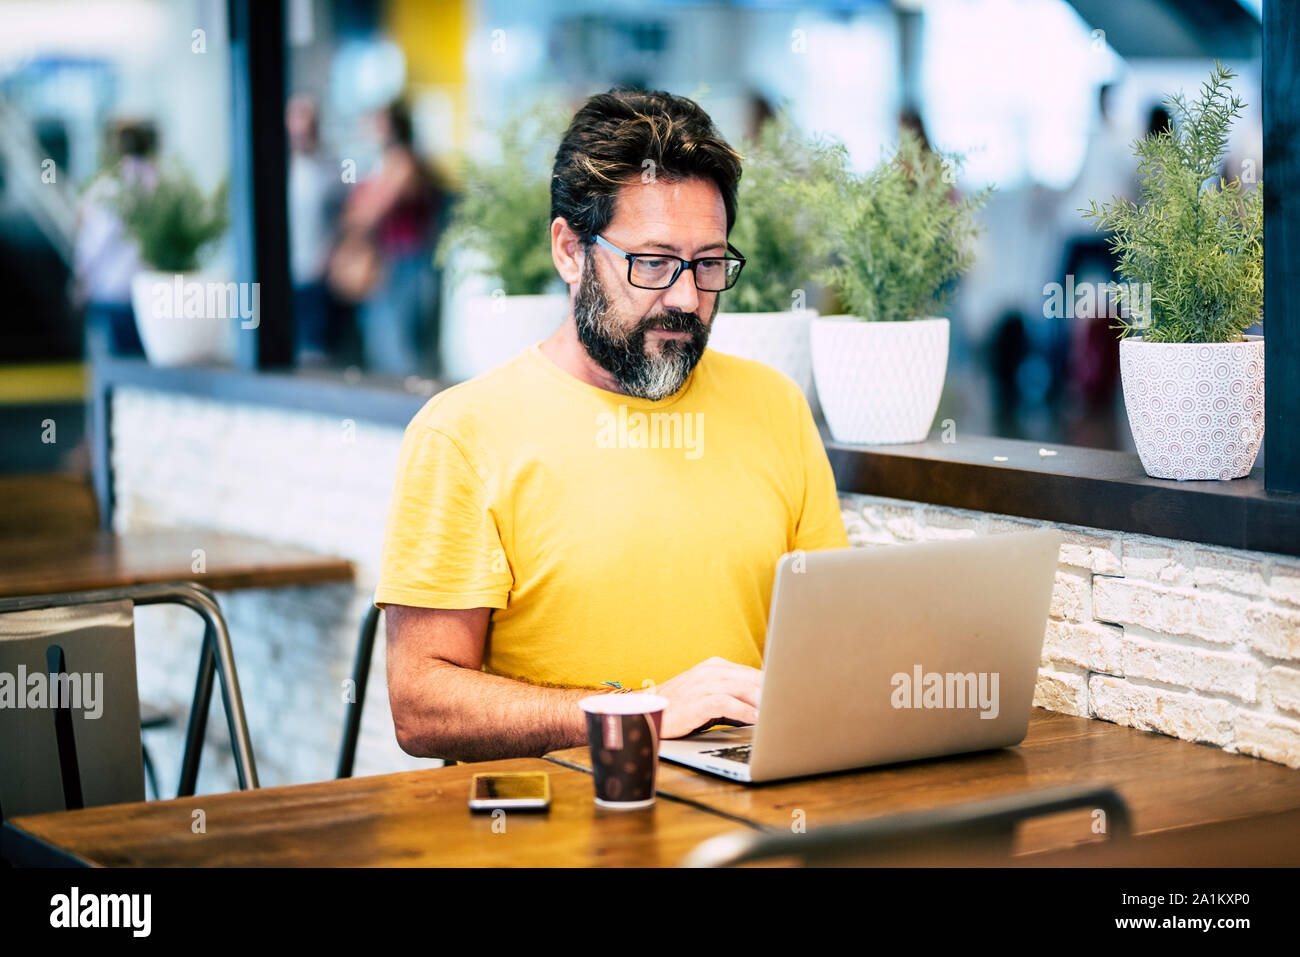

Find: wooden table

[6,709,1299,867]
[0,528,354,598]
[2,759,744,867]
[547,709,1300,858]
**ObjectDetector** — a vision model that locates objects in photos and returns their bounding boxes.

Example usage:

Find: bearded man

[377,88,848,762]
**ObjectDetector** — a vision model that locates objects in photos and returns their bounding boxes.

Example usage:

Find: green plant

[725,113,838,313]
[115,164,228,273]
[1082,63,1262,343]
[436,102,566,296]
[797,129,990,323]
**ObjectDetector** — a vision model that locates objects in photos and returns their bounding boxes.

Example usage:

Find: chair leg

[192,589,259,791]
[336,597,381,779]
[177,630,216,797]
[135,583,259,791]
[142,742,161,800]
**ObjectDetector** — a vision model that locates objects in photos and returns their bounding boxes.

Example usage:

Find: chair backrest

[0,599,145,821]
[681,784,1131,867]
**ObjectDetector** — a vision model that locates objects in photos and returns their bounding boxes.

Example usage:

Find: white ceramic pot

[130,270,238,366]
[708,310,816,403]
[1119,336,1264,480]
[445,292,569,381]
[810,316,949,444]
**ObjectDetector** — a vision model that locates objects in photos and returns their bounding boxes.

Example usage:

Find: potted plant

[118,166,231,366]
[800,130,990,444]
[436,104,569,380]
[711,114,835,404]
[1083,63,1264,481]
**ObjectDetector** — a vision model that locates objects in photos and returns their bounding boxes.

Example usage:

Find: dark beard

[572,250,712,400]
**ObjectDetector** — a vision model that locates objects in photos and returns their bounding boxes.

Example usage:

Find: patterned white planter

[130,270,236,367]
[708,310,816,404]
[1119,336,1264,481]
[810,316,949,444]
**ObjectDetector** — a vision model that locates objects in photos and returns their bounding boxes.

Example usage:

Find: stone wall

[840,493,1300,768]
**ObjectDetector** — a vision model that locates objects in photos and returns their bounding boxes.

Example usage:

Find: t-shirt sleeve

[792,392,850,552]
[374,422,513,610]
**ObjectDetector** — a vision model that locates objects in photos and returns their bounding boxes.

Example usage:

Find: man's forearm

[391,659,592,762]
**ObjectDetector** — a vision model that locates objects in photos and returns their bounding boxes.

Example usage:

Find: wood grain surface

[3,758,749,867]
[0,528,354,597]
[547,708,1300,857]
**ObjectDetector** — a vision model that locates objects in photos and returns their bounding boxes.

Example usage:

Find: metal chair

[0,581,258,822]
[681,784,1131,867]
[336,593,381,779]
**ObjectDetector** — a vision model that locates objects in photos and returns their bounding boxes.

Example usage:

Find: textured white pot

[448,292,568,380]
[811,316,949,444]
[1119,336,1264,480]
[130,270,236,366]
[708,310,816,403]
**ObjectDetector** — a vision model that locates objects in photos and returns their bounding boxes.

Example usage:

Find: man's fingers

[661,694,758,738]
[707,670,763,706]
[701,694,758,726]
[658,659,764,737]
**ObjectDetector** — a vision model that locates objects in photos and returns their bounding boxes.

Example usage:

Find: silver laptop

[659,528,1063,783]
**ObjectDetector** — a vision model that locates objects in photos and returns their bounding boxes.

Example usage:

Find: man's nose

[662,265,702,314]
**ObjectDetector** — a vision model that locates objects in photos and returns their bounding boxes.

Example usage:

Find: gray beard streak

[624,349,694,401]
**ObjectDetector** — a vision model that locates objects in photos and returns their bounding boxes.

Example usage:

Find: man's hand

[652,656,763,738]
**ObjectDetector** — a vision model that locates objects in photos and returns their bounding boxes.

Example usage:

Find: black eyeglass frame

[592,234,747,291]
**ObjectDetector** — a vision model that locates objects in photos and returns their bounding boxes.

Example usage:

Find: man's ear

[551,217,585,286]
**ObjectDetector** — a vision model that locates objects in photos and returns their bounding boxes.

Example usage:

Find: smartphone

[468,771,551,812]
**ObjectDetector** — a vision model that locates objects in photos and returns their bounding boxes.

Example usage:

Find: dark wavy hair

[550,88,743,244]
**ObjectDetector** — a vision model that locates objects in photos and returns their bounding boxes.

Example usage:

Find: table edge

[2,820,96,868]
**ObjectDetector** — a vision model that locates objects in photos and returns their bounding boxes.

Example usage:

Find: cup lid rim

[578,692,669,715]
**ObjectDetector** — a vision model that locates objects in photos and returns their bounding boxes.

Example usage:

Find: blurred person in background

[898,107,933,154]
[1147,104,1173,140]
[1057,95,1174,441]
[1049,85,1134,421]
[286,95,344,367]
[73,120,157,357]
[331,99,443,377]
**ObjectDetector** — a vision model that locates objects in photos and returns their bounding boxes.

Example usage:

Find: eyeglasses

[593,234,746,291]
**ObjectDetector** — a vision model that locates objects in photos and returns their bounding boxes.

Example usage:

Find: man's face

[573,177,727,400]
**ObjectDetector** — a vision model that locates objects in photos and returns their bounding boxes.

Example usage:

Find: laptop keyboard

[701,745,752,764]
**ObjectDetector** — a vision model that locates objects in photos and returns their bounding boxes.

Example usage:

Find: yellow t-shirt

[374,342,849,691]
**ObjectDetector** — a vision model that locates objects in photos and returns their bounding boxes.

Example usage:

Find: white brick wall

[841,492,1300,769]
[112,387,1300,793]
[113,388,433,794]
[112,388,400,580]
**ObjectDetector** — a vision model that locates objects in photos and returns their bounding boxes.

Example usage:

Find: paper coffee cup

[579,693,668,809]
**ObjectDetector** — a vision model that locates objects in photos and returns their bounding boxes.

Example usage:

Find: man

[377,89,848,763]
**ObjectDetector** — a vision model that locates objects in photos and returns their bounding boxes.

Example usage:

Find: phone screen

[469,772,551,811]
[473,773,548,801]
